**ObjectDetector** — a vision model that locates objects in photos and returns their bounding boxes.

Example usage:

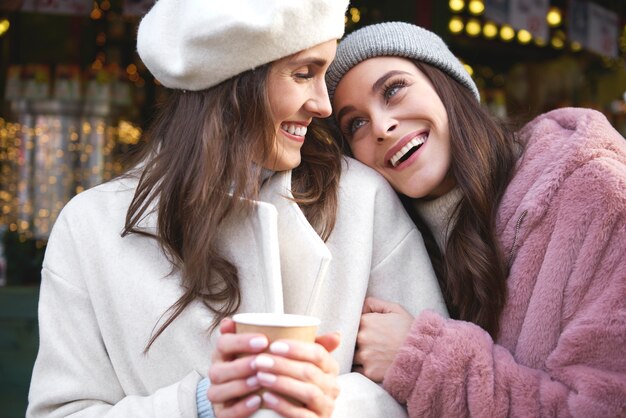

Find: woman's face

[263,40,337,171]
[333,57,456,199]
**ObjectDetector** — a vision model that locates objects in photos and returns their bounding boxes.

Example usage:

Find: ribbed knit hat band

[326,21,480,102]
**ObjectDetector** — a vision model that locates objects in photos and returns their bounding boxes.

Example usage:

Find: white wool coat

[27,157,447,417]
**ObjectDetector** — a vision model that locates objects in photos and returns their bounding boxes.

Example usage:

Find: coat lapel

[134,191,284,314]
[215,200,284,314]
[259,171,332,315]
[132,170,331,316]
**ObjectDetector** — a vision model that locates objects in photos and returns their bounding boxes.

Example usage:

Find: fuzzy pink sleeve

[383,309,625,417]
[383,223,626,418]
[382,311,553,417]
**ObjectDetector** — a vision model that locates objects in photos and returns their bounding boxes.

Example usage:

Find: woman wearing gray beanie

[27,4,448,418]
[329,21,626,417]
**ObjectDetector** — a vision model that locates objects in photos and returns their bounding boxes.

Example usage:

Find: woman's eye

[293,67,314,80]
[344,118,367,135]
[382,80,408,101]
[385,86,400,99]
[294,72,313,80]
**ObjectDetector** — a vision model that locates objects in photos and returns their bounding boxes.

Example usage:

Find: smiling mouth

[280,123,307,138]
[389,134,426,167]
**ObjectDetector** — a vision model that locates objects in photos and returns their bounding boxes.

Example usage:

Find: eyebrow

[287,57,328,68]
[336,70,412,125]
[336,105,356,126]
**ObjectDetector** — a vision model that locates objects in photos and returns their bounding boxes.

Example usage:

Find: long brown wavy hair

[122,64,342,351]
[400,62,519,339]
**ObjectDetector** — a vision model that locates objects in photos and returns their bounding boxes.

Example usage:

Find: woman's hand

[206,318,341,418]
[353,297,415,383]
[251,333,341,418]
[208,318,268,418]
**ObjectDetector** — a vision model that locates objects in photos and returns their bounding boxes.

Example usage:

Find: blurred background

[0,0,624,416]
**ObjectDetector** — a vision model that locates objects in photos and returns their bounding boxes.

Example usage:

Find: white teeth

[390,135,426,167]
[281,123,307,137]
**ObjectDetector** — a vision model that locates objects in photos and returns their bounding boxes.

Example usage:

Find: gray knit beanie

[326,21,480,101]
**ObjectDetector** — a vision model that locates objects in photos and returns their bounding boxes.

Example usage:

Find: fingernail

[246,376,258,387]
[253,354,274,369]
[262,391,279,406]
[250,336,269,349]
[257,371,277,383]
[246,395,261,408]
[269,341,289,354]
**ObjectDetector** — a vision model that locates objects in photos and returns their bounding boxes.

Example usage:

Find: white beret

[137,0,349,91]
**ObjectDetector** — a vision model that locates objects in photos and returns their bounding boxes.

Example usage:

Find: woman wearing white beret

[26,1,447,417]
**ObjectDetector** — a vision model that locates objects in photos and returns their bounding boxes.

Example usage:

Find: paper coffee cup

[233,312,320,342]
[233,313,321,411]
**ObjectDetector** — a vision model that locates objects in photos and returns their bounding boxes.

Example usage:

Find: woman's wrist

[196,377,215,418]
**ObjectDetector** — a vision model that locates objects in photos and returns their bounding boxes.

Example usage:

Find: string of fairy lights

[0,115,140,244]
[0,1,145,244]
[446,0,626,72]
[89,0,148,88]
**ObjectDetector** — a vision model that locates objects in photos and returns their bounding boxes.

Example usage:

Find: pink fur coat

[383,108,626,417]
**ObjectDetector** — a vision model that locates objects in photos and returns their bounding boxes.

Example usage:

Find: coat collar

[259,170,332,315]
[133,170,332,314]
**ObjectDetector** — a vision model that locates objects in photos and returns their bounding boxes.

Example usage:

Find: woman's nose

[305,80,332,118]
[373,116,397,143]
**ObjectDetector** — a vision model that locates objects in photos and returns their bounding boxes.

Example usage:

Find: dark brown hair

[122,65,342,351]
[405,62,518,338]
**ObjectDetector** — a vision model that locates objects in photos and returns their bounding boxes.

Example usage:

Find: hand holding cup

[207,313,340,418]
